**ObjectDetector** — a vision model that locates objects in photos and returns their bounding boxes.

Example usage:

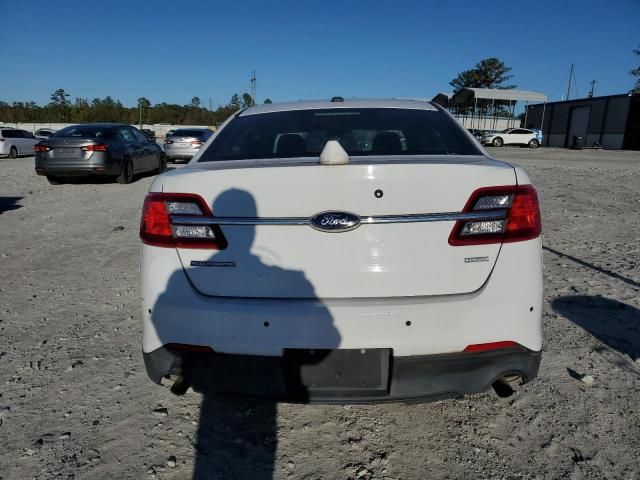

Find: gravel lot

[1,147,639,480]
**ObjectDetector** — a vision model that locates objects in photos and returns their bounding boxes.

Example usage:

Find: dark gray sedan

[34,123,166,185]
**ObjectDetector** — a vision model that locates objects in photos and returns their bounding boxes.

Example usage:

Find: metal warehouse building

[524,93,640,150]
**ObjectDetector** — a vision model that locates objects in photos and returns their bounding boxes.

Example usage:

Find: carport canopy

[451,88,547,106]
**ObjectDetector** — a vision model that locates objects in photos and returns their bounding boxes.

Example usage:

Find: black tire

[9,146,18,159]
[46,175,63,185]
[117,157,134,184]
[166,156,174,164]
[528,139,540,149]
[156,154,167,174]
[492,137,504,147]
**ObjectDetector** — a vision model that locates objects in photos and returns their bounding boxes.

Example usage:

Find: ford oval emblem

[309,211,361,232]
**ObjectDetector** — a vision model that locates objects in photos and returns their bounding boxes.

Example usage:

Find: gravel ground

[1,148,639,480]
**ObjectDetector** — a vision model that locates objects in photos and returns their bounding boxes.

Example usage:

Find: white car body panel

[141,236,542,356]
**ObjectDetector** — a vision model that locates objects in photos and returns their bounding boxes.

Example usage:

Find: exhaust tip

[169,376,190,396]
[492,375,522,398]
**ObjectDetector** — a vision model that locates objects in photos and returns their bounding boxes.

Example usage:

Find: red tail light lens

[449,185,541,246]
[191,140,204,145]
[463,341,519,353]
[140,193,226,249]
[81,144,109,152]
[164,139,173,144]
[34,144,51,152]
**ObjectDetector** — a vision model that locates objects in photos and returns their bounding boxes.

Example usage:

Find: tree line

[0,90,273,125]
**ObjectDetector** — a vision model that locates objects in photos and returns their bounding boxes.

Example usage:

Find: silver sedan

[163,128,213,162]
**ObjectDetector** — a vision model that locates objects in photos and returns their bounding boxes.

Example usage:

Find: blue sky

[1,0,638,108]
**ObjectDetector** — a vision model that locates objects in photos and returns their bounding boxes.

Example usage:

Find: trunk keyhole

[374,189,383,198]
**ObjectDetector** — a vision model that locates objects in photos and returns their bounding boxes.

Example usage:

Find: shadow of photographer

[152,189,341,479]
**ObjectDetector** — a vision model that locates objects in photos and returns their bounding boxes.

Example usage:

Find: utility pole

[566,63,574,101]
[250,70,256,106]
[139,100,142,130]
[588,80,597,98]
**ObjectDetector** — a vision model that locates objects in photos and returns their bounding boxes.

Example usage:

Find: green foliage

[241,93,254,107]
[450,58,515,92]
[0,92,252,125]
[631,46,640,94]
[264,98,273,104]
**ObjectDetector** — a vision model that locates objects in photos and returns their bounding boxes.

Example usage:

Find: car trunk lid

[163,156,516,299]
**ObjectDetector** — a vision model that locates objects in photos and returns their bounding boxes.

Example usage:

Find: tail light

[463,341,520,353]
[191,140,204,146]
[140,193,227,249]
[164,139,174,144]
[449,185,541,246]
[34,144,51,152]
[81,144,109,152]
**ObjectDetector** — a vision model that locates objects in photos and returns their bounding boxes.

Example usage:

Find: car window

[2,130,16,138]
[198,108,480,161]
[54,126,116,139]
[171,129,206,138]
[130,128,149,143]
[117,127,136,142]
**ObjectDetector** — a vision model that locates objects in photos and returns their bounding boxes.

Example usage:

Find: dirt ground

[1,147,639,480]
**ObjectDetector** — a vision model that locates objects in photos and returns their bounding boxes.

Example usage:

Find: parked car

[163,128,213,162]
[0,128,39,158]
[34,123,166,185]
[35,128,57,140]
[140,99,542,403]
[480,128,540,148]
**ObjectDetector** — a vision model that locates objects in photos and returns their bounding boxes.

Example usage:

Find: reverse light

[81,144,109,152]
[164,139,174,144]
[449,185,541,246]
[140,193,226,249]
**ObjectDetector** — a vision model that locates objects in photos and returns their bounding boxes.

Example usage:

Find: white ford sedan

[140,98,542,403]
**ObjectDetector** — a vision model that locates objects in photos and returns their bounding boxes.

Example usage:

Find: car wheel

[9,146,18,158]
[528,139,540,149]
[156,154,167,174]
[46,175,64,185]
[117,157,134,184]
[492,137,503,147]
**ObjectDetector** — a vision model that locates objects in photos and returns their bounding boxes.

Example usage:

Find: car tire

[156,154,167,174]
[492,137,504,147]
[9,146,18,158]
[117,157,134,184]
[46,175,64,185]
[166,157,174,164]
[528,139,540,149]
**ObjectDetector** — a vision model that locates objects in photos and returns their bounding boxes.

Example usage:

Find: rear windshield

[170,129,209,138]
[198,108,480,162]
[53,126,116,139]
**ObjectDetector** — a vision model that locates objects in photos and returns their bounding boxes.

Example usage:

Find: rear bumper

[164,147,200,159]
[143,345,541,403]
[35,157,121,176]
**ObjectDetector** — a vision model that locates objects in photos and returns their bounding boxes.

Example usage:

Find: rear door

[117,127,144,172]
[130,127,156,170]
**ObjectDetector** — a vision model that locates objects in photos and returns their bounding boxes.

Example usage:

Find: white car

[140,99,542,403]
[0,128,39,158]
[481,128,540,148]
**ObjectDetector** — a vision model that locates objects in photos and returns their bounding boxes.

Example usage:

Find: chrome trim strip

[170,210,507,226]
